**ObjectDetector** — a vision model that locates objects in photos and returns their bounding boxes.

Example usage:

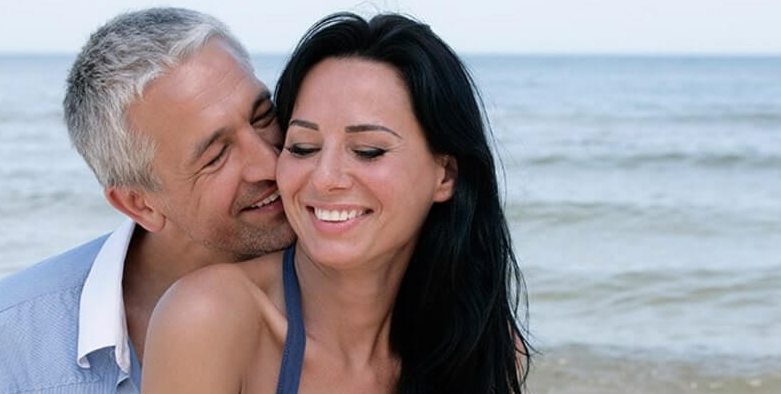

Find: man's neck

[121,226,239,363]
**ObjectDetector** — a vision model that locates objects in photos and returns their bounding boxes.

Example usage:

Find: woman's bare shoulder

[155,254,286,338]
[164,262,260,312]
[142,258,286,394]
[147,263,266,356]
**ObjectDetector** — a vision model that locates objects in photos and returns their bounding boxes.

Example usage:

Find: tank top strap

[276,246,306,394]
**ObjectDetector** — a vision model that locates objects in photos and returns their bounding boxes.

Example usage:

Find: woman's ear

[433,155,457,202]
[104,186,167,232]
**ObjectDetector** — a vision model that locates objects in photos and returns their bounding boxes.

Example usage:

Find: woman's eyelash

[285,145,319,157]
[354,148,387,159]
[284,145,388,159]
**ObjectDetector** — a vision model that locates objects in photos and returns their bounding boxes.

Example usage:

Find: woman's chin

[297,242,364,269]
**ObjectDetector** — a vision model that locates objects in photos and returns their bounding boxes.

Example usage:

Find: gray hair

[64,7,251,190]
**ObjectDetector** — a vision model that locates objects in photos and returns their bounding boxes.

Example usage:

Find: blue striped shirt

[0,221,141,394]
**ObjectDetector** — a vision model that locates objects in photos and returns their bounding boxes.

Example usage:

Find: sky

[1,0,781,54]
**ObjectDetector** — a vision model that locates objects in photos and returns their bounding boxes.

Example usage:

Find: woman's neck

[293,243,412,369]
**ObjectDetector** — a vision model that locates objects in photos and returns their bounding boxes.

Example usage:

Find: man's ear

[104,186,166,233]
[433,155,458,203]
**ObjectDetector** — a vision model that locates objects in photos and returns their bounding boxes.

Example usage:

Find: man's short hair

[64,7,251,190]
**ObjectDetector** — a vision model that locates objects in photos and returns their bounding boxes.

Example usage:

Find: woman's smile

[306,204,373,234]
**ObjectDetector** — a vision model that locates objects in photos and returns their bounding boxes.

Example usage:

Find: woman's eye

[354,148,387,160]
[285,144,320,157]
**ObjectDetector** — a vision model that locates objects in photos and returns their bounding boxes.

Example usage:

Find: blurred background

[1,1,780,393]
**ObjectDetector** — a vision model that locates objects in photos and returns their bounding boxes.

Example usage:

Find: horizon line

[2,50,781,57]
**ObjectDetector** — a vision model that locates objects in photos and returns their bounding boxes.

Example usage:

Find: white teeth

[314,208,365,222]
[250,191,279,209]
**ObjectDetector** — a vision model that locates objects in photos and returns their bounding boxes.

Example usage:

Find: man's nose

[240,126,280,182]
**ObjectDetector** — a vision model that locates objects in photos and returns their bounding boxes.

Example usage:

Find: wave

[516,151,781,169]
[527,343,781,394]
[0,177,106,216]
[559,111,781,125]
[492,106,781,126]
[0,108,64,124]
[506,200,780,235]
[525,267,781,370]
[530,266,781,310]
[663,111,781,124]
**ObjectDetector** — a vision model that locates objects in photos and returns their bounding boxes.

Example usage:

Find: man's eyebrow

[345,124,402,139]
[289,119,319,130]
[191,128,227,165]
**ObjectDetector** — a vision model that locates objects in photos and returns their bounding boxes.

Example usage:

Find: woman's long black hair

[275,12,531,394]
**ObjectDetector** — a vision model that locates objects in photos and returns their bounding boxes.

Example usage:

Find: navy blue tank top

[276,246,305,394]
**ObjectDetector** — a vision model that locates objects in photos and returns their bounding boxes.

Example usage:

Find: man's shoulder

[0,234,109,311]
[0,235,127,394]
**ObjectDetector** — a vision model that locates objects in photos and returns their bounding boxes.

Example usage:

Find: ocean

[1,54,779,393]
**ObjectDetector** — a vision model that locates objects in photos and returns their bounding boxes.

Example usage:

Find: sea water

[1,54,779,393]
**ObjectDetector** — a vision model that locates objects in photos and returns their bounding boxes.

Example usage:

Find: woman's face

[277,57,454,269]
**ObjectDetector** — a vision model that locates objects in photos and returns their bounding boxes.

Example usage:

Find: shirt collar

[77,218,136,373]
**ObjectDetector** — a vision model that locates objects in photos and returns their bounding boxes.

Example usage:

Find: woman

[142,12,530,394]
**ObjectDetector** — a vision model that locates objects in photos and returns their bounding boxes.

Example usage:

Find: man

[0,8,294,394]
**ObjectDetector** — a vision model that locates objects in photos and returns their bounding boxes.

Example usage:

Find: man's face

[126,39,294,259]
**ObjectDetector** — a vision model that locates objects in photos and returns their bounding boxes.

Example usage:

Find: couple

[0,7,529,394]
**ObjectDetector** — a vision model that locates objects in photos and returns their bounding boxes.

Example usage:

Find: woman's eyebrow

[345,124,401,139]
[288,119,402,140]
[289,118,319,130]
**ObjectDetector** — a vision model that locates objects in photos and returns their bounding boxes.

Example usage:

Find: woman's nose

[310,147,353,193]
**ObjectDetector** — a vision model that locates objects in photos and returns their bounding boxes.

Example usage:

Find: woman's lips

[306,205,373,233]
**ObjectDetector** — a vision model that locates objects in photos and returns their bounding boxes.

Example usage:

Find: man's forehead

[124,43,266,160]
[156,45,257,100]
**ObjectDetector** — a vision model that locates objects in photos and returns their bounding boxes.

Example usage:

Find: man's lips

[242,190,280,211]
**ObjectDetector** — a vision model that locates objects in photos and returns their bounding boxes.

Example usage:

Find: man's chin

[230,225,296,260]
